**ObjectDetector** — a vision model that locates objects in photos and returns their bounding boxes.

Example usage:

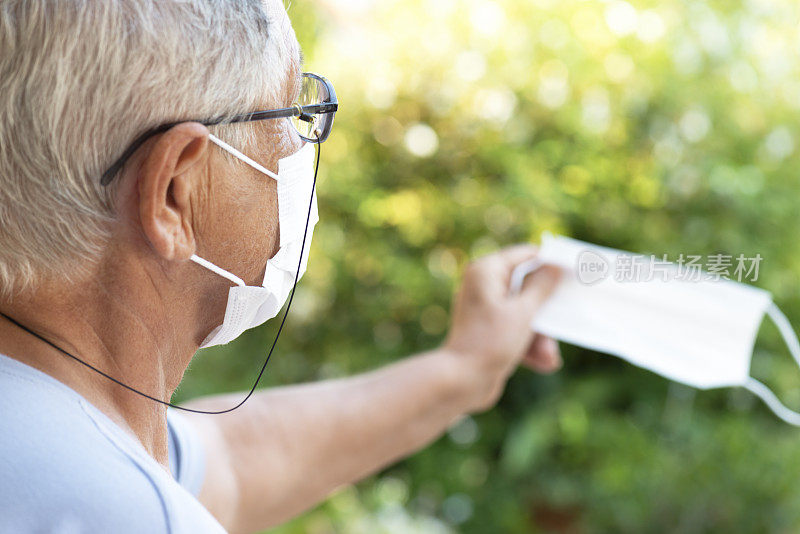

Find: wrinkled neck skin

[0,240,227,470]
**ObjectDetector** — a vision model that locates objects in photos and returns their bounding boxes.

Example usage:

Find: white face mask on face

[510,233,800,426]
[190,134,318,348]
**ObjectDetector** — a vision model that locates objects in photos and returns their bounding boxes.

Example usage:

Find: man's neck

[0,259,206,469]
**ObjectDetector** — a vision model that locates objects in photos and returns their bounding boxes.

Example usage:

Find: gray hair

[0,0,292,297]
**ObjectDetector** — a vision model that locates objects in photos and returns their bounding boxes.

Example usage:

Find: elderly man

[0,1,561,533]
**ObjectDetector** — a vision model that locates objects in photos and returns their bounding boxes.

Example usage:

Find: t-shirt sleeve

[167,408,207,497]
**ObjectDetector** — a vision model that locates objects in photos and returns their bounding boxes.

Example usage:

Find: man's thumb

[515,265,561,310]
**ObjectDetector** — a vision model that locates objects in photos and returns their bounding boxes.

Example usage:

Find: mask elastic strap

[743,303,800,426]
[208,134,279,181]
[508,258,543,296]
[190,254,246,287]
[765,303,800,368]
[744,378,800,426]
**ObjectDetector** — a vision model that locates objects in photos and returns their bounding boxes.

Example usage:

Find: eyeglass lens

[290,75,332,142]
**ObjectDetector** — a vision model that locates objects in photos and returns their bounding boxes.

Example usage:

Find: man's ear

[138,122,209,262]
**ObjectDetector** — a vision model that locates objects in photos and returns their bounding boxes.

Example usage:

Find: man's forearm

[184,348,479,533]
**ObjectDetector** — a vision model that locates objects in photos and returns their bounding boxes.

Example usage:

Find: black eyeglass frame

[100,72,337,186]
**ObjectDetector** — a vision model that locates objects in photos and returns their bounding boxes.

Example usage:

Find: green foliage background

[175,0,800,532]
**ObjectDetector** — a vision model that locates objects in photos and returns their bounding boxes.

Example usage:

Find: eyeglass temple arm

[100,123,175,186]
[100,102,337,186]
[230,103,337,123]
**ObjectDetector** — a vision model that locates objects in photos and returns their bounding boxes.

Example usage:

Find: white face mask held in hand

[190,136,319,348]
[509,233,800,426]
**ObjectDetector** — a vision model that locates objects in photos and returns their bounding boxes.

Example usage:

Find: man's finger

[515,264,561,308]
[473,244,540,298]
[521,334,562,373]
[494,243,539,271]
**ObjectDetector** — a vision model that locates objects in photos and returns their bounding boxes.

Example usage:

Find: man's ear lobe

[138,122,210,262]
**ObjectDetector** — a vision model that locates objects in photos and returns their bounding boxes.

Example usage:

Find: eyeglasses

[100,72,338,186]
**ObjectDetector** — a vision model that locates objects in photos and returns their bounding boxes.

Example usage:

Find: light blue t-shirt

[0,353,227,533]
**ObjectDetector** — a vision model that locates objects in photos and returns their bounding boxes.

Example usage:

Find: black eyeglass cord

[0,140,321,415]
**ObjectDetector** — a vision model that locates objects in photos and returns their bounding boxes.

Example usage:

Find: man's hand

[443,244,562,412]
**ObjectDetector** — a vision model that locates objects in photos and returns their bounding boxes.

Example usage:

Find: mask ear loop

[208,134,280,181]
[743,303,800,426]
[764,303,800,368]
[508,258,543,296]
[189,254,246,287]
[744,378,800,426]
